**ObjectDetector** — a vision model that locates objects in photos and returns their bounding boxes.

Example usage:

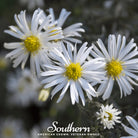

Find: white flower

[0,118,29,138]
[19,0,44,10]
[7,69,41,106]
[41,42,105,106]
[4,9,63,77]
[96,104,121,129]
[91,34,138,100]
[121,116,138,138]
[39,8,85,50]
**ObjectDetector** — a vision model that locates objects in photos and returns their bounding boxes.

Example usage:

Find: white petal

[76,42,88,62]
[97,39,110,59]
[12,53,27,68]
[41,75,62,84]
[122,47,138,61]
[30,55,36,76]
[122,123,138,136]
[115,34,121,59]
[41,70,64,77]
[4,42,23,49]
[124,71,138,81]
[119,76,132,96]
[43,64,64,71]
[4,30,23,39]
[57,81,70,103]
[92,44,105,58]
[119,36,126,55]
[70,81,79,105]
[126,116,138,132]
[51,80,67,99]
[111,35,117,58]
[64,37,82,43]
[48,8,55,22]
[79,46,92,65]
[34,55,41,77]
[76,81,85,106]
[6,47,24,58]
[44,77,65,89]
[79,78,96,97]
[102,77,114,100]
[116,78,123,98]
[123,59,138,65]
[57,8,71,27]
[61,42,71,63]
[97,80,108,96]
[67,42,73,61]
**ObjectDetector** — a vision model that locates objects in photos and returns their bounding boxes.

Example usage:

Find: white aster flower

[91,34,138,100]
[41,42,105,106]
[39,8,85,50]
[19,0,44,10]
[96,104,121,129]
[7,69,41,106]
[121,116,138,138]
[4,9,63,77]
[0,118,29,138]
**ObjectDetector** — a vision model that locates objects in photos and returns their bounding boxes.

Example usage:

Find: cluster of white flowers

[4,8,84,77]
[7,69,41,106]
[3,8,138,134]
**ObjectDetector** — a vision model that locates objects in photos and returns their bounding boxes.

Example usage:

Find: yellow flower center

[65,63,82,80]
[3,128,13,137]
[106,59,123,78]
[104,111,113,121]
[24,35,41,52]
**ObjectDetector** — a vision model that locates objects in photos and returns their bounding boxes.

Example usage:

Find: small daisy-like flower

[4,9,63,77]
[7,69,41,106]
[121,116,138,138]
[41,42,105,106]
[0,118,29,138]
[96,104,121,129]
[91,34,138,100]
[39,8,85,50]
[19,0,44,10]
